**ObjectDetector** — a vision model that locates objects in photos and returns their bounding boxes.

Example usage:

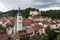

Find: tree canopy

[57,34,60,40]
[45,26,58,40]
[0,8,60,19]
[41,10,60,19]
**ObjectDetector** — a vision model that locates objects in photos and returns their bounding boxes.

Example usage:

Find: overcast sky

[0,0,60,12]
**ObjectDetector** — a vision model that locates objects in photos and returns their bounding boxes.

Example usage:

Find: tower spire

[17,0,23,32]
[19,0,20,8]
[18,7,22,16]
[18,0,22,16]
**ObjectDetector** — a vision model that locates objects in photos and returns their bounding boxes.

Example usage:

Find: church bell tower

[17,8,23,32]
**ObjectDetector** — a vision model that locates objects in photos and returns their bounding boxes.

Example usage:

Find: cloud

[0,0,32,12]
[0,0,60,11]
[39,7,60,11]
[20,0,32,9]
[56,0,60,3]
[32,0,60,10]
[0,0,19,11]
[0,2,8,11]
[34,2,45,5]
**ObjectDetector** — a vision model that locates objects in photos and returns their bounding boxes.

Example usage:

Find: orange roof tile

[32,25,40,31]
[18,30,27,36]
[11,33,20,39]
[23,18,33,26]
[42,20,50,25]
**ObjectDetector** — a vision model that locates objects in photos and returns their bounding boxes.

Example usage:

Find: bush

[57,34,60,40]
[45,26,58,40]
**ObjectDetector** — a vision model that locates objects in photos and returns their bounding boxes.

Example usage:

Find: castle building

[30,9,41,16]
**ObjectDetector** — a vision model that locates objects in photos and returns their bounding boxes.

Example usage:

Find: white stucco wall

[50,24,57,29]
[30,11,39,16]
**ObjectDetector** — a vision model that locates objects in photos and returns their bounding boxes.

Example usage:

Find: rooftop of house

[32,24,41,31]
[0,16,60,29]
[0,32,8,40]
[23,18,33,26]
[0,31,7,35]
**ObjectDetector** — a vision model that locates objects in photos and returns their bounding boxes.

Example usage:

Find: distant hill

[0,8,36,18]
[0,11,3,14]
[0,10,18,17]
[0,8,60,19]
[41,10,60,19]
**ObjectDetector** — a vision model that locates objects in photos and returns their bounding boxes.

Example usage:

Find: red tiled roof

[18,30,27,36]
[32,25,40,31]
[0,32,8,40]
[42,20,50,25]
[34,16,41,19]
[11,30,32,38]
[23,18,33,26]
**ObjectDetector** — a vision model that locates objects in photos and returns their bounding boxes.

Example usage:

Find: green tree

[45,26,58,40]
[20,36,29,40]
[0,25,6,32]
[41,10,60,19]
[57,34,60,40]
[41,36,48,40]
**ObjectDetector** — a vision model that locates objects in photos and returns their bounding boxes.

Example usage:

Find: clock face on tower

[17,16,22,21]
[19,17,21,20]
